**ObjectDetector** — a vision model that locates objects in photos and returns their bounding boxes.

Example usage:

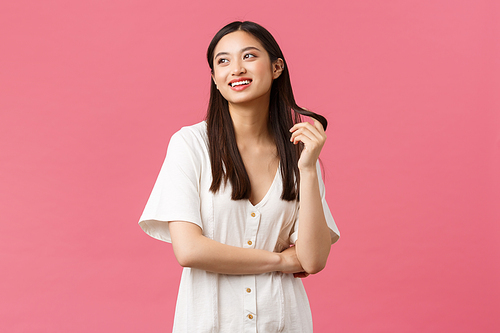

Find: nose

[231,59,246,75]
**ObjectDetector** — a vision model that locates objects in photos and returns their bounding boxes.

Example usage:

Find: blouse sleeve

[289,161,340,245]
[138,129,203,243]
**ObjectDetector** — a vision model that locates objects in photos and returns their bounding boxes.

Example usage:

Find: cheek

[255,63,274,81]
[213,74,221,85]
[212,69,226,85]
[256,68,274,86]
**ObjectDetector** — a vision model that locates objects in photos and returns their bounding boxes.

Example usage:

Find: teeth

[231,80,251,87]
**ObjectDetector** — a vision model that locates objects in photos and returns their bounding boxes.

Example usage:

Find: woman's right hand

[278,246,307,276]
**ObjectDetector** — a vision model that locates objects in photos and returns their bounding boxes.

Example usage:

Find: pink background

[1,0,499,332]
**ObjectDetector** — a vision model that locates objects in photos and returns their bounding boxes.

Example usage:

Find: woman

[139,21,340,332]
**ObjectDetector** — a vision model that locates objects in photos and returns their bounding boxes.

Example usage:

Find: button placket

[243,206,259,333]
[243,275,257,332]
[244,208,260,249]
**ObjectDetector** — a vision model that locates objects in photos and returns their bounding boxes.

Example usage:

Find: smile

[229,79,252,87]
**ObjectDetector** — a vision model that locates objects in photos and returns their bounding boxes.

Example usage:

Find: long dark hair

[206,21,327,201]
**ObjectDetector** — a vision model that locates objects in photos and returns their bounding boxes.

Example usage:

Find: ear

[272,58,285,79]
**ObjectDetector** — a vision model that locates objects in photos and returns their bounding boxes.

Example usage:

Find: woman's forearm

[295,167,332,274]
[168,221,302,275]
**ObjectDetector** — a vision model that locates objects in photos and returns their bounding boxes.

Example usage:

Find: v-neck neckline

[249,162,280,208]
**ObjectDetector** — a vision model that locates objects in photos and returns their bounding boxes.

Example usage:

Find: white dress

[139,121,340,333]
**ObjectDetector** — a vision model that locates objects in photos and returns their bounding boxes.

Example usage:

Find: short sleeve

[138,129,203,243]
[289,161,340,245]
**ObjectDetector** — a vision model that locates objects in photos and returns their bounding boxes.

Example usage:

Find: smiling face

[212,30,284,108]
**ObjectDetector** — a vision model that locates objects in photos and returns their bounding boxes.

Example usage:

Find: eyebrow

[214,46,262,60]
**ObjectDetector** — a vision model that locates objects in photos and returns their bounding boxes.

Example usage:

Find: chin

[225,92,270,107]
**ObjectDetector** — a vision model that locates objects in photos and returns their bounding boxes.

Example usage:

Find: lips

[228,78,252,88]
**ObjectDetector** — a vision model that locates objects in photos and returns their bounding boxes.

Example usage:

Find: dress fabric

[139,121,340,333]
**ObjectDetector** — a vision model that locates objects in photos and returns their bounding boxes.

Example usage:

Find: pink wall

[1,0,499,332]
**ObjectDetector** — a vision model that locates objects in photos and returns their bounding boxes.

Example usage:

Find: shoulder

[169,121,208,153]
[175,121,207,140]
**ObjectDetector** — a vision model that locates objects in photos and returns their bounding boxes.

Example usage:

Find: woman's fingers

[290,118,325,135]
[290,131,315,145]
[290,127,319,145]
[290,129,324,152]
[290,120,326,145]
[289,118,328,170]
[290,121,323,139]
[312,118,326,135]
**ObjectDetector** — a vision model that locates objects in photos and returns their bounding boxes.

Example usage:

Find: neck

[228,96,273,147]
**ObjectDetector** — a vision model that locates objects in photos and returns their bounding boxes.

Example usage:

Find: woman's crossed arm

[169,221,303,275]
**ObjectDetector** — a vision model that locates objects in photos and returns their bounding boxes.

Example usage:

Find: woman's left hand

[290,118,326,171]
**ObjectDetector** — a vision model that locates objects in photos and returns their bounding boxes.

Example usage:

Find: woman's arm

[169,221,304,275]
[290,119,337,274]
[295,168,334,274]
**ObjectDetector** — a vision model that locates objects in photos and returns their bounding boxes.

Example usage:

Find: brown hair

[206,21,328,201]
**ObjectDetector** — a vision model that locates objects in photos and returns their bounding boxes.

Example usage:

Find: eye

[243,53,256,60]
[217,58,229,64]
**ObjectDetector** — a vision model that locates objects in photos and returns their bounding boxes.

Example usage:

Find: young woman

[139,21,340,333]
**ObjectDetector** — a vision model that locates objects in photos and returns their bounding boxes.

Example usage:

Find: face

[212,31,284,107]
